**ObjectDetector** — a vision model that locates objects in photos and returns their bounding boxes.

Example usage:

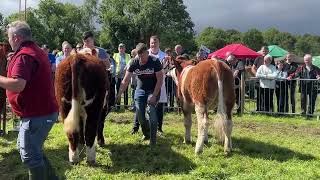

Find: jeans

[134,88,158,145]
[17,112,58,168]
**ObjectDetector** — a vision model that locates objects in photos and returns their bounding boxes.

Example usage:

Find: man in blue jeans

[116,43,163,145]
[5,21,59,179]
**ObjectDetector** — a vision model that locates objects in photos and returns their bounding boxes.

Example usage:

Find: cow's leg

[183,103,192,144]
[204,125,209,145]
[97,107,108,147]
[224,106,233,154]
[84,108,101,165]
[67,132,80,164]
[223,84,234,154]
[195,103,208,154]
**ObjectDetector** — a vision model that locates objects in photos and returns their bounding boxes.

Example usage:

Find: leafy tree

[81,0,99,31]
[0,12,4,42]
[99,0,195,51]
[242,28,264,51]
[36,0,85,48]
[226,29,242,44]
[195,27,228,51]
[262,27,280,45]
[273,32,296,51]
[4,8,47,46]
[4,0,87,49]
[294,34,320,56]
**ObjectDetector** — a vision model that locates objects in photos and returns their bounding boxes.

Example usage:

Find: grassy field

[1,111,320,179]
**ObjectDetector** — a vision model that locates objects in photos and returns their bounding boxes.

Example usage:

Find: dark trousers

[131,84,136,108]
[301,84,318,115]
[116,77,128,108]
[166,77,176,108]
[235,88,241,113]
[287,81,296,113]
[133,108,139,131]
[156,103,164,131]
[275,81,288,113]
[256,84,262,111]
[261,88,274,112]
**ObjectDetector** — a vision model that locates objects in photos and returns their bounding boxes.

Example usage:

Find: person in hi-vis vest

[113,43,131,109]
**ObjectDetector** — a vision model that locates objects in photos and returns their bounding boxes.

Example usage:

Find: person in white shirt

[148,35,167,133]
[256,54,277,112]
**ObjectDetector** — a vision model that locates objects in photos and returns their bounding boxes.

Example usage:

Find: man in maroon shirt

[4,21,58,179]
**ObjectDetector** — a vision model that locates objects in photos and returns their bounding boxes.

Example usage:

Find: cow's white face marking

[69,146,79,163]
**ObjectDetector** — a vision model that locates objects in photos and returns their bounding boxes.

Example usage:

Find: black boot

[29,166,45,180]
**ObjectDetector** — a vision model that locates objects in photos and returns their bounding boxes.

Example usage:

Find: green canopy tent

[312,56,320,68]
[267,45,288,57]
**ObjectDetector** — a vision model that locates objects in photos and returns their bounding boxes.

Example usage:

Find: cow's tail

[64,56,81,134]
[213,61,228,144]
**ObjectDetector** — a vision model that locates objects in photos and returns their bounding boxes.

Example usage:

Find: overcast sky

[1,0,319,35]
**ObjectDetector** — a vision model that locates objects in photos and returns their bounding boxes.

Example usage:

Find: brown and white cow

[55,48,110,165]
[170,56,235,154]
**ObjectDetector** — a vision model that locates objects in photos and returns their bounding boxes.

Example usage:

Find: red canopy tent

[208,43,261,60]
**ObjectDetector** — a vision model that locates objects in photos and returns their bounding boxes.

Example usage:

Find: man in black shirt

[116,43,163,146]
[226,54,244,114]
[288,54,320,115]
[283,52,299,113]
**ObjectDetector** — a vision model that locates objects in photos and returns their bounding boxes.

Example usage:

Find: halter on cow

[170,56,235,154]
[55,48,110,165]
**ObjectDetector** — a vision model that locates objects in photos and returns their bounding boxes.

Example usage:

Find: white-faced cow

[55,48,110,165]
[170,56,235,154]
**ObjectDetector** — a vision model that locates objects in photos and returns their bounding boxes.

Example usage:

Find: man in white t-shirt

[148,35,167,133]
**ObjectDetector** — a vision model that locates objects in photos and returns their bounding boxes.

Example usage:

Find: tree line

[196,27,320,56]
[0,0,320,57]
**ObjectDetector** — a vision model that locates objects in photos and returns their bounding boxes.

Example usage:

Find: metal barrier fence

[116,75,320,117]
[242,77,320,117]
[116,76,180,111]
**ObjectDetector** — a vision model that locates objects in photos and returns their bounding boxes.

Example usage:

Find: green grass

[1,112,320,179]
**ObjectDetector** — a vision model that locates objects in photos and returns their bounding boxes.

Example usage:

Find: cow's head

[78,48,98,57]
[167,55,195,85]
[0,42,11,55]
[0,43,11,65]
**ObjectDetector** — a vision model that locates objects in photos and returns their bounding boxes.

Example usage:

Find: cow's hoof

[87,160,97,166]
[195,149,203,155]
[98,141,105,148]
[224,150,232,156]
[69,161,79,165]
[224,148,231,156]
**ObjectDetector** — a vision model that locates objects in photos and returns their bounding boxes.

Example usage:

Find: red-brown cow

[170,56,235,154]
[55,49,109,165]
[0,43,11,125]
